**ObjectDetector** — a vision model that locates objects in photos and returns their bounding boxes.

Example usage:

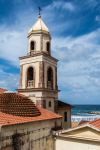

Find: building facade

[0,93,62,150]
[18,14,71,129]
[18,15,58,112]
[55,119,100,150]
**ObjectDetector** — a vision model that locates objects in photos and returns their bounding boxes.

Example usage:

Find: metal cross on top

[38,7,42,16]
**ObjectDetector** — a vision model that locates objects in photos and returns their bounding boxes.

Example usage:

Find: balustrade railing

[27,80,35,88]
[47,81,52,89]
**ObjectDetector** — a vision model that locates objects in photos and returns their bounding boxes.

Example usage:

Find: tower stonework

[18,15,58,112]
[18,15,71,129]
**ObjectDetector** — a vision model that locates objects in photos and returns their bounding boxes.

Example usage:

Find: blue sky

[0,0,100,104]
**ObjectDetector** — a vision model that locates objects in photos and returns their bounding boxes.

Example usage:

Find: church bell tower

[18,14,58,112]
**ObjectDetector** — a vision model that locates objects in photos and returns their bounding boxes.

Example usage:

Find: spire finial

[38,7,42,17]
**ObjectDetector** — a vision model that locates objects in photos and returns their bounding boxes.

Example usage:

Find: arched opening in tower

[46,42,50,54]
[30,41,35,51]
[47,67,53,89]
[27,67,34,88]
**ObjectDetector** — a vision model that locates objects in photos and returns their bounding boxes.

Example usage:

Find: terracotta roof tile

[79,119,100,129]
[0,93,41,117]
[88,119,100,129]
[0,107,62,126]
[0,92,62,126]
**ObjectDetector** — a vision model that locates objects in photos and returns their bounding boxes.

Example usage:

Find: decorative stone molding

[19,52,58,62]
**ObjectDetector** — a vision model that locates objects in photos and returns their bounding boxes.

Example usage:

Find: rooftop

[0,93,41,117]
[0,107,62,126]
[28,16,49,34]
[0,92,62,126]
[78,119,100,129]
[86,119,100,129]
[57,100,71,109]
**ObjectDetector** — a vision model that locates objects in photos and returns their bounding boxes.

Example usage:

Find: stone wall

[1,119,61,150]
[57,108,71,129]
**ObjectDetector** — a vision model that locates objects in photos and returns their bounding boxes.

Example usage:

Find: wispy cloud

[96,15,100,24]
[0,66,19,90]
[45,1,76,12]
[0,27,26,66]
[52,28,100,104]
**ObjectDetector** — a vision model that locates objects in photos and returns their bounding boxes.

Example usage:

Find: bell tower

[18,14,58,112]
[28,15,51,55]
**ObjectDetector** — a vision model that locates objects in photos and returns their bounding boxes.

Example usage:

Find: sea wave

[71,114,100,122]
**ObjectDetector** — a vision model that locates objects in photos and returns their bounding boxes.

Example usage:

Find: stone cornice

[28,31,51,39]
[19,52,58,62]
[17,88,60,93]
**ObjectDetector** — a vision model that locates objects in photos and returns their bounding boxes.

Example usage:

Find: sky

[0,0,100,104]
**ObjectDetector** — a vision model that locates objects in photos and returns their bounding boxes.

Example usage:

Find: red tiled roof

[88,119,100,129]
[0,93,41,117]
[0,107,62,126]
[79,119,100,129]
[0,88,7,93]
[0,92,62,126]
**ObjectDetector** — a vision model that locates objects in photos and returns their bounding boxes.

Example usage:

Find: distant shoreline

[72,111,100,116]
[72,105,100,115]
[85,111,100,115]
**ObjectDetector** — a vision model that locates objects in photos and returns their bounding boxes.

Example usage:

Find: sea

[71,105,100,122]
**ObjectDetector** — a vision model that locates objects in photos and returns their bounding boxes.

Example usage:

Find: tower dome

[27,15,51,54]
[28,16,49,35]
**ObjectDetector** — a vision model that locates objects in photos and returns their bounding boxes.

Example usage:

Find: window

[64,112,67,122]
[30,41,35,50]
[49,101,51,107]
[47,67,53,89]
[27,67,34,87]
[46,42,50,53]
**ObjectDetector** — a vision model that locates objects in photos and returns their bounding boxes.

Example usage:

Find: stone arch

[27,66,35,88]
[47,67,53,89]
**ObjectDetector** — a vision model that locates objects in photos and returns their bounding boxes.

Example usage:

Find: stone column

[38,61,44,88]
[19,65,23,88]
[55,67,58,90]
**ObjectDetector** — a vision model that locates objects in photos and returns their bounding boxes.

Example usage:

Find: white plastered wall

[56,138,100,150]
[28,34,41,53]
[42,34,51,53]
[43,57,57,90]
[20,55,57,90]
[57,109,71,129]
[20,55,42,89]
[28,33,51,53]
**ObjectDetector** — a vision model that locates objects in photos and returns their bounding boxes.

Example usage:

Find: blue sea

[71,105,100,122]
